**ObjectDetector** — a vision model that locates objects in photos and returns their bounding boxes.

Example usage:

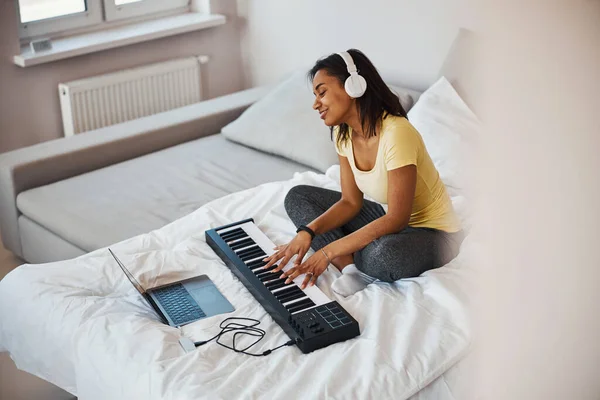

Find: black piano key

[276,283,302,295]
[252,264,275,274]
[247,259,267,269]
[219,227,244,238]
[240,249,266,262]
[265,281,288,291]
[255,267,280,277]
[278,290,306,304]
[258,272,281,282]
[270,281,295,293]
[286,298,315,314]
[287,303,313,315]
[289,297,315,308]
[229,238,255,250]
[238,248,265,260]
[273,285,301,299]
[220,228,246,241]
[275,282,306,303]
[238,247,265,260]
[223,231,248,243]
[264,278,287,289]
[254,268,269,276]
[236,245,261,257]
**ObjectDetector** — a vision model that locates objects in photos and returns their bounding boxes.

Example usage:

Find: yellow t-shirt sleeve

[333,126,346,156]
[384,121,420,171]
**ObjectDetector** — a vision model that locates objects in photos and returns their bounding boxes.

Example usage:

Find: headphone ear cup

[345,74,367,98]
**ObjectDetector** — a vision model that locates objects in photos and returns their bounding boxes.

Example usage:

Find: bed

[0,66,480,399]
[0,165,477,399]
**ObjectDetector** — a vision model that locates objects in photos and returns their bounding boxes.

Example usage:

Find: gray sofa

[0,82,420,264]
[0,87,314,263]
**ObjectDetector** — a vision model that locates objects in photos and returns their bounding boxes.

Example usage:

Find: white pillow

[407,76,480,192]
[222,71,418,173]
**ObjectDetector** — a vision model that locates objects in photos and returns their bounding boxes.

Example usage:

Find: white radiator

[59,55,209,136]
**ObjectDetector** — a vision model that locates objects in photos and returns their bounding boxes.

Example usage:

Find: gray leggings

[284,185,465,282]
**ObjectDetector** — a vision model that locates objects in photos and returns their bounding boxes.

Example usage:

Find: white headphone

[337,51,367,98]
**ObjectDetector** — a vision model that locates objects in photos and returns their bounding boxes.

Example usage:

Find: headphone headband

[337,51,358,74]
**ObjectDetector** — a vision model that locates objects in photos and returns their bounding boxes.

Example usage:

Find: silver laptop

[109,248,234,327]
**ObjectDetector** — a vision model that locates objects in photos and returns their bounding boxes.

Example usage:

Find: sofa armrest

[0,86,269,258]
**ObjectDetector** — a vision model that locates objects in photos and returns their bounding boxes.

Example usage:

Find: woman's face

[312,70,354,127]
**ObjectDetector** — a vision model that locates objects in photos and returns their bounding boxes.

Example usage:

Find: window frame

[104,0,190,22]
[16,0,192,41]
[17,0,103,40]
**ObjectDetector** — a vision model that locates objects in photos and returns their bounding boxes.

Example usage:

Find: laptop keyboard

[153,283,206,325]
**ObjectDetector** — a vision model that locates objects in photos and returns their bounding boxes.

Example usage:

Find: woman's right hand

[262,231,313,273]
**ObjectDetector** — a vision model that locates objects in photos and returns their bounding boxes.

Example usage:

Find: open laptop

[109,248,234,327]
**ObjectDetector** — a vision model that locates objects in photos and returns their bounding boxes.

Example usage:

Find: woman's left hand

[280,248,331,289]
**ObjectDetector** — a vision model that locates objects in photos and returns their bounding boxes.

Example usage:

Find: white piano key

[271,284,295,293]
[228,237,253,246]
[243,255,266,264]
[281,295,310,307]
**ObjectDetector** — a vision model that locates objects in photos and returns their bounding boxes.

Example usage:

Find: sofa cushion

[16,134,314,252]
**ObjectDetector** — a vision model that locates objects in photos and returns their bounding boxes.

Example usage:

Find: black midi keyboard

[206,218,360,354]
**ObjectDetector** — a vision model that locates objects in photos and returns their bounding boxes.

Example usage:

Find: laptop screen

[108,248,147,296]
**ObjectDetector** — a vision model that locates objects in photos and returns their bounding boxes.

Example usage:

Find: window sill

[13,13,226,68]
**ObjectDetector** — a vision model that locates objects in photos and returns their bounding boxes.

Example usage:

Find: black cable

[193,317,296,357]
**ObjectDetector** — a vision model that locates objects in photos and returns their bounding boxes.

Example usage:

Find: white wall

[236,0,479,91]
[0,0,245,153]
[471,1,600,399]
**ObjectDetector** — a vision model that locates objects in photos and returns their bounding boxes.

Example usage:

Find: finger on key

[284,269,302,284]
[295,249,307,266]
[263,251,283,269]
[271,262,284,273]
[272,253,290,273]
[278,254,293,271]
[279,266,292,279]
[300,273,312,290]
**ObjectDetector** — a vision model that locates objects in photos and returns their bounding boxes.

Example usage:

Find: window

[19,0,87,23]
[17,0,191,40]
[104,0,189,22]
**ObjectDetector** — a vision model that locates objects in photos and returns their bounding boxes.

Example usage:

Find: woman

[263,49,464,297]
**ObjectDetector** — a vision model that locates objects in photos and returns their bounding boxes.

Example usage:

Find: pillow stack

[222,71,419,173]
[407,76,480,194]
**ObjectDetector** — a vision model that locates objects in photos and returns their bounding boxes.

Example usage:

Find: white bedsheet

[0,166,474,400]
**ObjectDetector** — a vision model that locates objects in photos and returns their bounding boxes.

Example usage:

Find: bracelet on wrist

[296,225,316,240]
[320,248,332,264]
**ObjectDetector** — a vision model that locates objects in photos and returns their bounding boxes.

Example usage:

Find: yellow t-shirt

[334,115,461,233]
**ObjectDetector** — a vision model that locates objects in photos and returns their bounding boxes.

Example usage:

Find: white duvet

[0,166,474,400]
